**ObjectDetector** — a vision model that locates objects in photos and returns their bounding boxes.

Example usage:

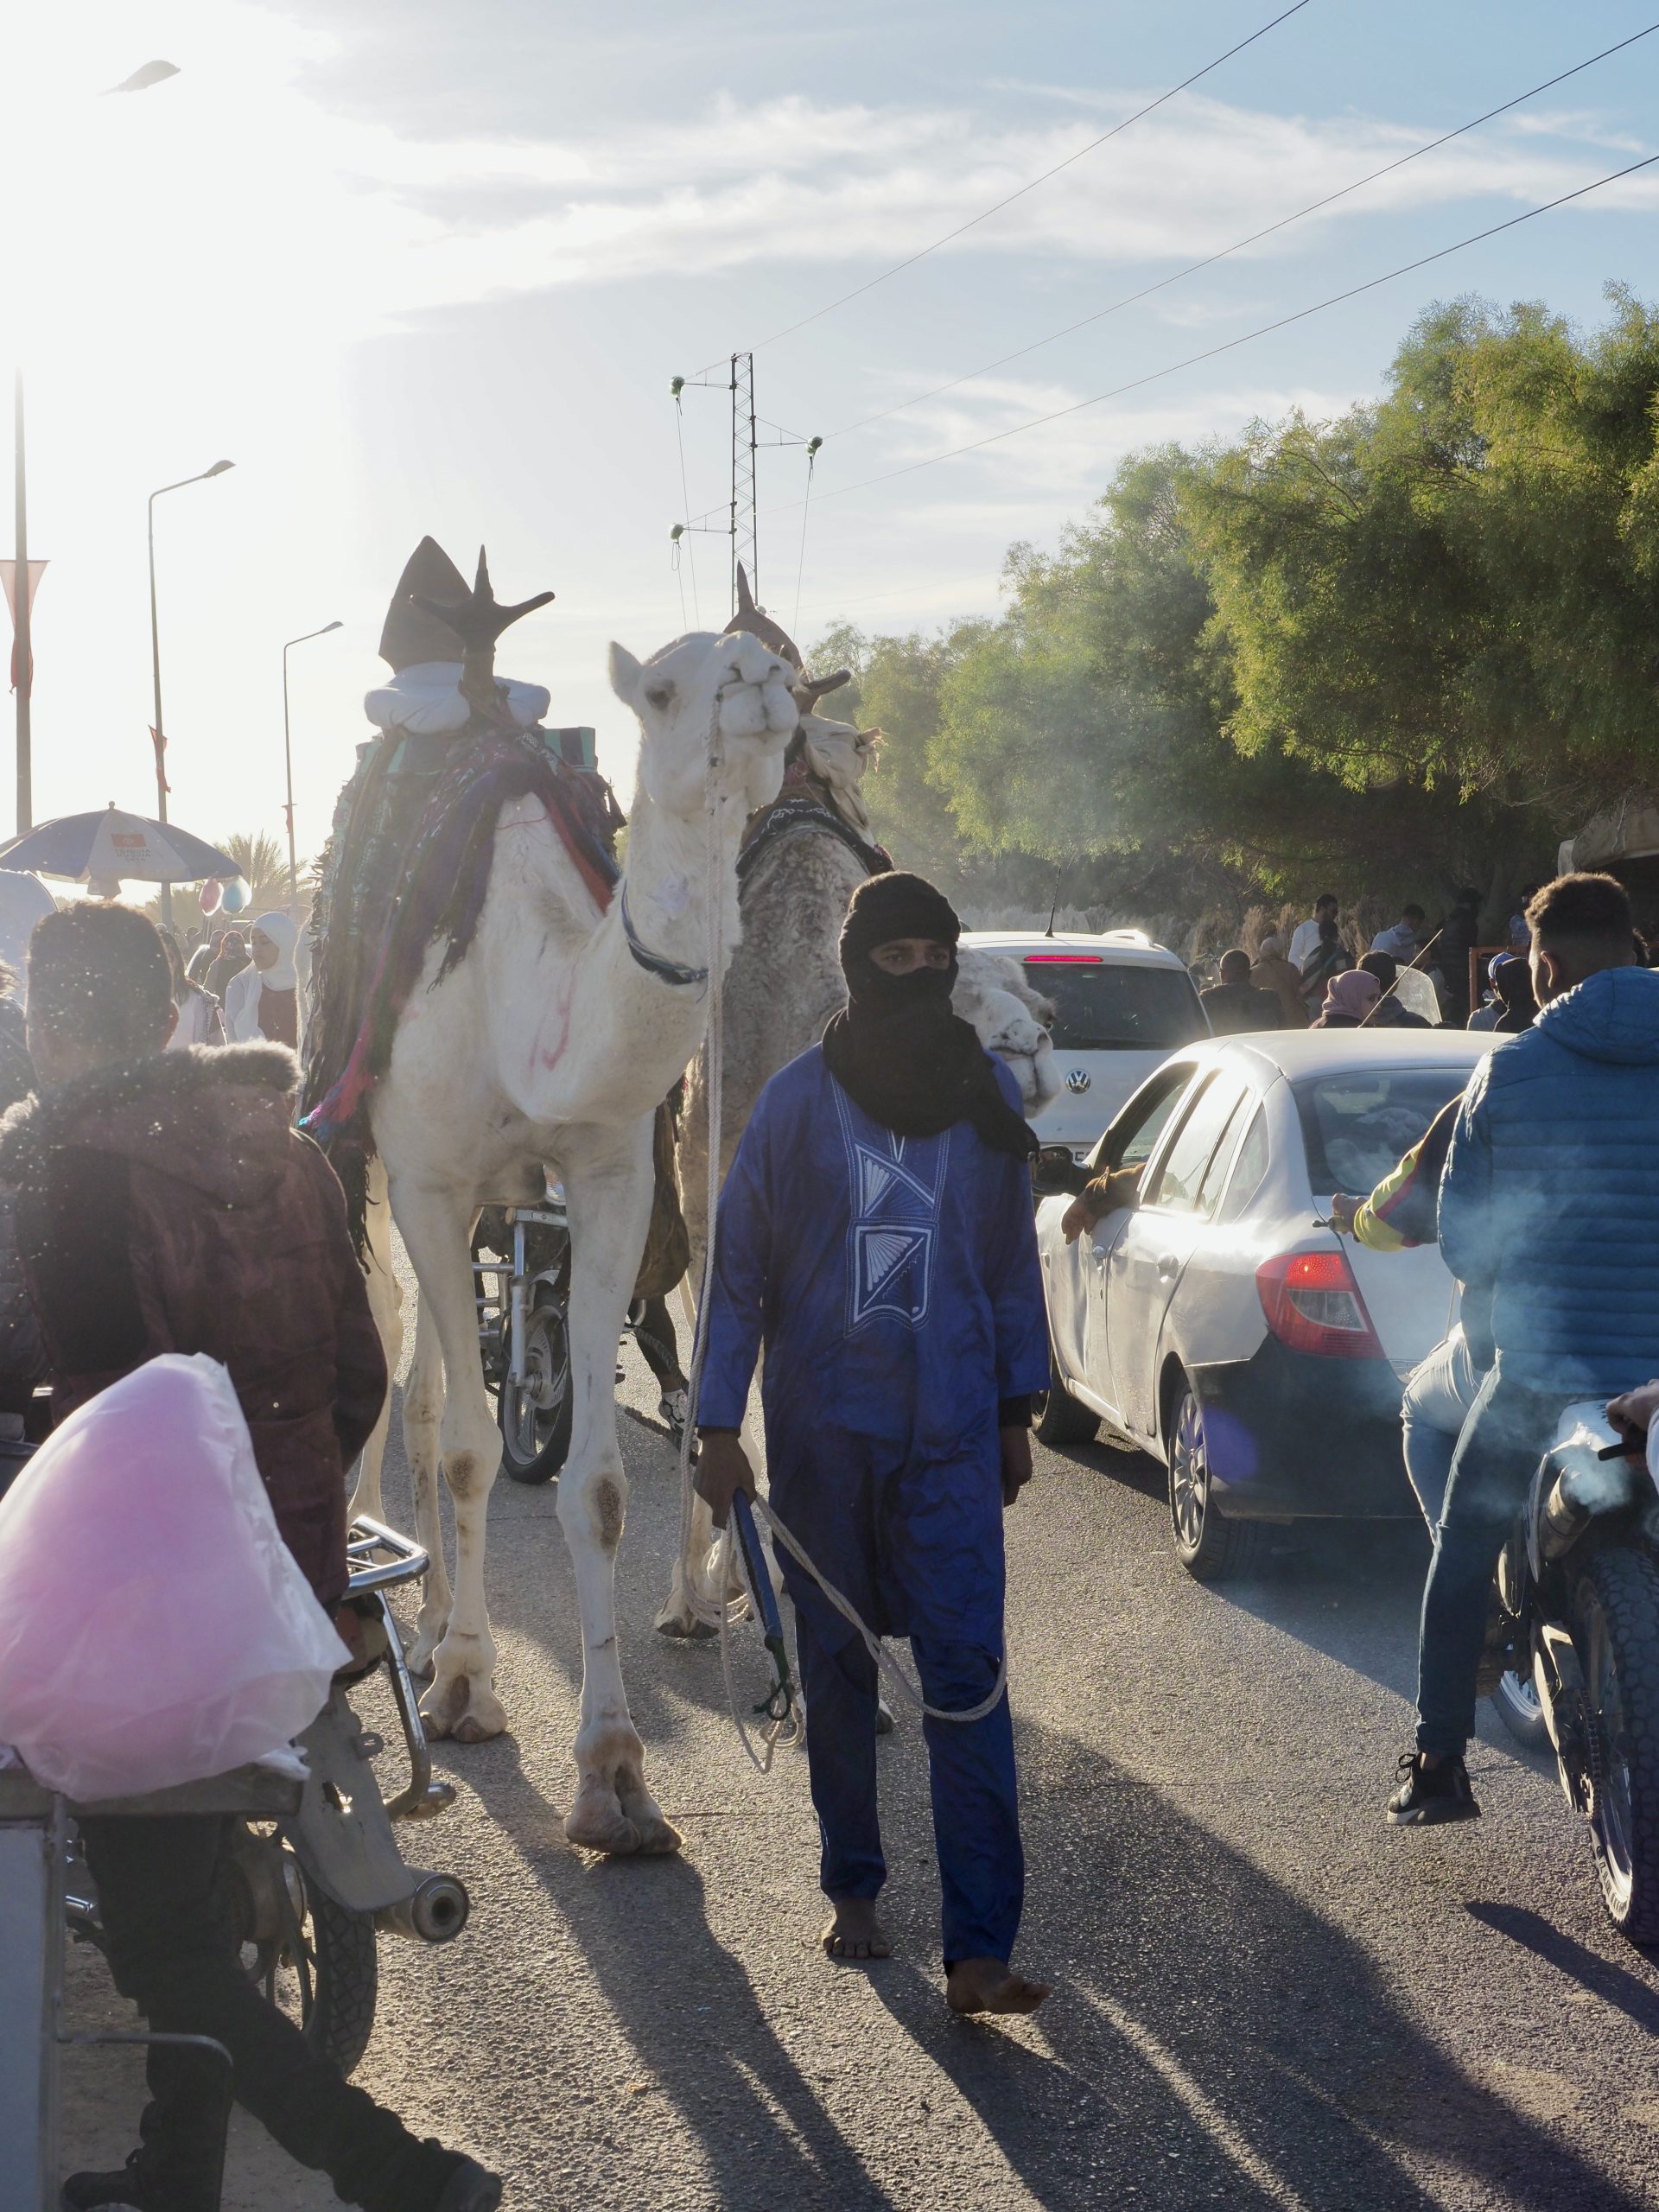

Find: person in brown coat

[0,905,499,2212]
[1249,932,1310,1028]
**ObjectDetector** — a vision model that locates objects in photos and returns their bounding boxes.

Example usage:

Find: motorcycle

[64,1516,470,2078]
[1491,1402,1659,1946]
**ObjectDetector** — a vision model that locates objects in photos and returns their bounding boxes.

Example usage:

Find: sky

[3,0,1657,888]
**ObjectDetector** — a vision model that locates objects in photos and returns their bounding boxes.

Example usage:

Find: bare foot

[822,1897,892,1962]
[946,1957,1050,2015]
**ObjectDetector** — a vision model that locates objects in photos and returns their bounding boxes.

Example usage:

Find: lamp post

[281,621,341,904]
[148,459,232,924]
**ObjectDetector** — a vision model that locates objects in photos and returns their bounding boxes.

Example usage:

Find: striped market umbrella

[0,806,238,897]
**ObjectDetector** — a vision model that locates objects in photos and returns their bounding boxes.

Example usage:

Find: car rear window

[1020,958,1207,1052]
[1294,1067,1471,1195]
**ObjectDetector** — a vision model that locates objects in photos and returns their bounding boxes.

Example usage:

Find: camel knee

[559,1465,628,1555]
[443,1443,499,1503]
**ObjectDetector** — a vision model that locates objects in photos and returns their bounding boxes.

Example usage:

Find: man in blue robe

[696,872,1051,2015]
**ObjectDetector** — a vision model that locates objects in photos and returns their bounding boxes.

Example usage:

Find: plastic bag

[0,1353,348,1801]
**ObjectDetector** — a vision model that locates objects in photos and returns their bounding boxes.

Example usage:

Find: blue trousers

[1415,1363,1557,1758]
[769,1421,1023,1967]
[1400,1326,1484,1525]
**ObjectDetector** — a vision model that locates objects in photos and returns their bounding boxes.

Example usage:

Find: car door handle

[1156,1254,1179,1281]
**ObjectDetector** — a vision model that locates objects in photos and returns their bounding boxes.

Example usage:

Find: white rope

[671,674,1009,1754]
[750,1497,1008,1725]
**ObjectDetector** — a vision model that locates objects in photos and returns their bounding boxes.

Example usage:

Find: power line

[785,148,1659,512]
[824,19,1659,442]
[689,0,1316,373]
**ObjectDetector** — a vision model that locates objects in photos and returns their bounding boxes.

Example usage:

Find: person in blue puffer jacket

[1389,873,1659,1826]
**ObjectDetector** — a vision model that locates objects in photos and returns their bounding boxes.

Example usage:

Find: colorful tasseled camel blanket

[300,725,619,1246]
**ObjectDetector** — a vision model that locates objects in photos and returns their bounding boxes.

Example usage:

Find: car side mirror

[1033,1145,1089,1197]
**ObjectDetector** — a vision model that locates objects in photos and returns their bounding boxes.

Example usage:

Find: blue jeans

[1400,1327,1484,1525]
[1414,1363,1558,1758]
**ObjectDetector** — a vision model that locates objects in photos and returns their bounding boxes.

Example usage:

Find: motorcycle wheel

[234,1827,378,2077]
[1573,1548,1659,1946]
[1491,1667,1549,1752]
[497,1294,574,1484]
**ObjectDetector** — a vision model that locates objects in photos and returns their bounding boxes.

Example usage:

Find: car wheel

[1033,1332,1098,1446]
[1166,1381,1262,1582]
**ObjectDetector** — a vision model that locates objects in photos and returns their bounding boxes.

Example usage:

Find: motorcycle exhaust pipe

[1538,1467,1600,1563]
[376,1872,470,1945]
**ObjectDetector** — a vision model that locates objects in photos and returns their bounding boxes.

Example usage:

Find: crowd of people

[164,914,302,1047]
[1198,881,1567,1038]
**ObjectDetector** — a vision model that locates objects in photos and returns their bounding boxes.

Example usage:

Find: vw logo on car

[1065,1068,1091,1094]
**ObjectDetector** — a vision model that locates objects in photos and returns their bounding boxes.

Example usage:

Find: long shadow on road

[393,1402,1647,2207]
[457,1705,1644,2212]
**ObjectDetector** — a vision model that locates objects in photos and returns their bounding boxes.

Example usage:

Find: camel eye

[645,682,675,711]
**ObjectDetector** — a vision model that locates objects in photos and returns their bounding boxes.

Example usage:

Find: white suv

[960,929,1210,1160]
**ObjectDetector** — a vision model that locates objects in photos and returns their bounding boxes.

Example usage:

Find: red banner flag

[149,726,170,796]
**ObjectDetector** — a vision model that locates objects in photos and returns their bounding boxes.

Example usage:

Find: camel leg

[400,1288,454,1676]
[347,1173,404,1527]
[392,1182,505,1744]
[559,1121,680,1856]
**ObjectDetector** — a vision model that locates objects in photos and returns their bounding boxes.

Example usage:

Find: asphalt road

[67,1332,1659,2211]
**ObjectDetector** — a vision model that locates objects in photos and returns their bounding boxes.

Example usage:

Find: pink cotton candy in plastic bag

[0,1353,348,1801]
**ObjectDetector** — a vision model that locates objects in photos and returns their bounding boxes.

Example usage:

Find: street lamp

[148,459,232,923]
[281,621,342,903]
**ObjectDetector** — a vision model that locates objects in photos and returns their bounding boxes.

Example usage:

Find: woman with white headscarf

[222,912,300,1046]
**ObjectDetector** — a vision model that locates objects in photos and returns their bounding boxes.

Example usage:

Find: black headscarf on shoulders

[819,872,1039,1160]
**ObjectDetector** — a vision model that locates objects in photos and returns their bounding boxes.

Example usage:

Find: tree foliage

[808,287,1659,925]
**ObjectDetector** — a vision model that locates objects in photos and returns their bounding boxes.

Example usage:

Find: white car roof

[1163,1029,1501,1083]
[961,928,1189,971]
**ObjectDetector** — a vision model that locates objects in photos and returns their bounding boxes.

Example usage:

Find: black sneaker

[434,2157,505,2212]
[61,2157,152,2210]
[1386,1751,1480,1826]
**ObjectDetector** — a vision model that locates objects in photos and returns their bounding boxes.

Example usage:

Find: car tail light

[1255,1249,1382,1359]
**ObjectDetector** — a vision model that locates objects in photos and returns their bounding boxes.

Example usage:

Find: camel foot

[619,1784,683,1856]
[563,1777,681,1857]
[654,1590,716,1640]
[419,1662,505,1744]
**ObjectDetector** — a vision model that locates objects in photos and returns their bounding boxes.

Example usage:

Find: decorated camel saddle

[302,538,620,1235]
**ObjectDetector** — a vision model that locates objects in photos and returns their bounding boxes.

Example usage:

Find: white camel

[344,576,797,1854]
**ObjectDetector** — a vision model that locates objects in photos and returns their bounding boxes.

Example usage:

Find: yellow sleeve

[1351,1143,1421,1254]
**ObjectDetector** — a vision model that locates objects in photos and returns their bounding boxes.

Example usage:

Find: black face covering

[819,873,1039,1159]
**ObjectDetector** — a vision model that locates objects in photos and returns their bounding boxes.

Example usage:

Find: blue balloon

[219,877,249,914]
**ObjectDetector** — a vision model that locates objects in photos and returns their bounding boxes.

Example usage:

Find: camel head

[608,628,798,820]
[953,948,1061,1118]
[791,709,882,837]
